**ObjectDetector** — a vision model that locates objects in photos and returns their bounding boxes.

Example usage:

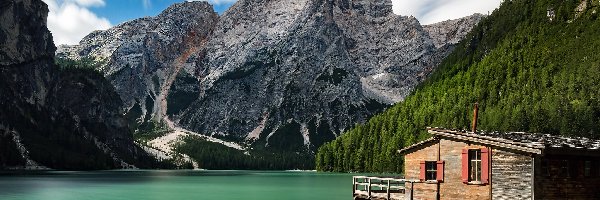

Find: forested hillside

[316,0,600,173]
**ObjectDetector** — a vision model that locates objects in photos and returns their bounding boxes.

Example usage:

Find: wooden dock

[353,176,414,200]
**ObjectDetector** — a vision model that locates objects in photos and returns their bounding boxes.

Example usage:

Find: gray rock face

[424,13,484,49]
[0,0,56,108]
[57,2,219,123]
[57,0,483,154]
[178,0,481,151]
[0,0,55,66]
[0,0,157,169]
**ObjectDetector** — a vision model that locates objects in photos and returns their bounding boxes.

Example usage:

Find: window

[469,149,482,182]
[584,161,592,177]
[541,160,550,177]
[592,160,600,177]
[420,161,444,182]
[425,161,437,181]
[462,148,488,184]
[560,160,569,177]
[571,161,579,177]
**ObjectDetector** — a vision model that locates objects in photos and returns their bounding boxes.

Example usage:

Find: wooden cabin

[397,127,600,200]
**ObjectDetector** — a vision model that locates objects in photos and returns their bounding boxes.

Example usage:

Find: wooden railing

[353,176,411,200]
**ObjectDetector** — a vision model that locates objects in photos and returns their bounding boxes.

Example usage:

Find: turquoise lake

[0,170,358,200]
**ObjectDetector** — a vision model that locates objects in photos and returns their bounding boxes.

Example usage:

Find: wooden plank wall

[534,155,600,199]
[491,149,533,200]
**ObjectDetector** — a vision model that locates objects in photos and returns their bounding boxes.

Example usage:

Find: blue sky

[43,0,237,45]
[43,0,501,46]
[89,0,234,26]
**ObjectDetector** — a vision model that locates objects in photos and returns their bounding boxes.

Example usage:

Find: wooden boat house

[397,127,600,200]
[352,105,600,200]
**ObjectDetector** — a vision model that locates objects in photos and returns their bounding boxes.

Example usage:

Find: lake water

[0,170,357,200]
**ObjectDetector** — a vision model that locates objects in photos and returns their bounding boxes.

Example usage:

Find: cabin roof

[396,137,439,155]
[398,127,600,156]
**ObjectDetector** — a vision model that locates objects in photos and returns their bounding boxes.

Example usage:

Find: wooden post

[437,139,441,200]
[410,181,414,200]
[489,149,493,199]
[531,156,535,200]
[352,177,355,196]
[387,179,391,200]
[472,102,479,133]
[368,178,371,198]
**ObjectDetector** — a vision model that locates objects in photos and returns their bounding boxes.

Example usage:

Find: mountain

[56,0,482,168]
[316,0,600,173]
[424,14,485,49]
[0,0,167,170]
[423,13,485,58]
[57,2,219,127]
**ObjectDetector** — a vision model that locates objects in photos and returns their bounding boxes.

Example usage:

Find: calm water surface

[0,170,358,200]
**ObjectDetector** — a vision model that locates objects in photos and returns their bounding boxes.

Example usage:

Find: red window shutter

[436,161,445,182]
[419,161,426,181]
[481,148,490,184]
[462,149,469,183]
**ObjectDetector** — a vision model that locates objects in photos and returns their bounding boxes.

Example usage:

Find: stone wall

[491,149,533,200]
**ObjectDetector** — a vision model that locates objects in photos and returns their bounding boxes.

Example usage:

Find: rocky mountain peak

[0,0,55,66]
[424,13,485,49]
[56,0,484,163]
[158,1,213,18]
[56,1,219,124]
[58,1,216,64]
[331,0,394,18]
[176,0,480,153]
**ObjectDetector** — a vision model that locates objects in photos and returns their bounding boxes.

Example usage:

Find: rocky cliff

[0,0,55,66]
[57,2,218,126]
[57,0,483,161]
[0,0,161,169]
[424,13,484,52]
[178,0,483,153]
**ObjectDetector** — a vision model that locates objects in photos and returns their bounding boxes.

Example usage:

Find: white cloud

[43,0,111,45]
[70,0,106,7]
[391,0,502,25]
[186,0,238,6]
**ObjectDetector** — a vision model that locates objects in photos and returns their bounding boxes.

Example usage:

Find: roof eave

[544,147,600,157]
[397,137,439,155]
[427,128,544,155]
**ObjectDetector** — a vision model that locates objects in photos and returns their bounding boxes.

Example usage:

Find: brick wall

[405,141,438,200]
[491,149,533,200]
[404,139,490,200]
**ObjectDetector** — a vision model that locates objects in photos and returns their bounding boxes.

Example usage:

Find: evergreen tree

[317,0,600,173]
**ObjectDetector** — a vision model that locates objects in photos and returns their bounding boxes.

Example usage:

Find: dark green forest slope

[316,0,600,173]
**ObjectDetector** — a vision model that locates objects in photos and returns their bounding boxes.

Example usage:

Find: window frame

[469,149,482,182]
[560,160,570,177]
[584,160,592,177]
[541,159,550,177]
[425,161,438,181]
